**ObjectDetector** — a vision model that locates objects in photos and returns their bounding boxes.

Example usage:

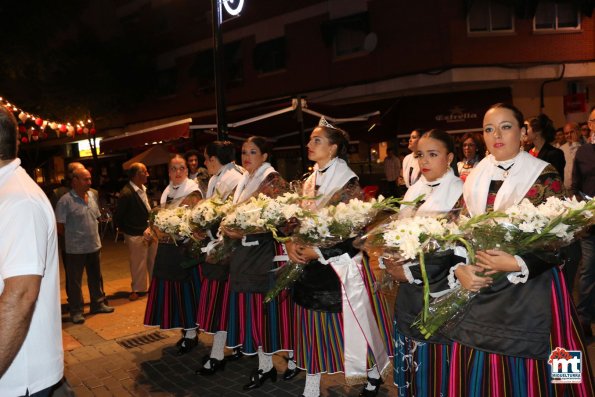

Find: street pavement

[60,237,594,396]
[59,238,398,396]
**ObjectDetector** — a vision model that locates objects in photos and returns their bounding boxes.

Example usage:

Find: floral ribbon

[328,252,391,382]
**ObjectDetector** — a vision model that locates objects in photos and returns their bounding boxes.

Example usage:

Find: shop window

[534,1,580,31]
[253,38,286,74]
[467,0,514,34]
[321,12,369,57]
[190,41,244,90]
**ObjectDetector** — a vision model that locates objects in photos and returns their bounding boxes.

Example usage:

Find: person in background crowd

[388,129,464,396]
[0,105,64,396]
[558,123,584,293]
[552,127,566,148]
[196,141,245,375]
[561,122,583,189]
[401,129,425,188]
[447,103,593,396]
[526,114,565,177]
[144,155,202,355]
[184,149,209,197]
[383,147,401,198]
[572,106,595,338]
[56,167,114,325]
[579,122,591,144]
[115,162,157,301]
[457,132,484,182]
[286,119,394,397]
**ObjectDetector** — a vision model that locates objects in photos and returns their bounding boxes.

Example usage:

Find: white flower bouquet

[149,205,193,241]
[414,196,595,339]
[264,195,402,302]
[219,192,304,238]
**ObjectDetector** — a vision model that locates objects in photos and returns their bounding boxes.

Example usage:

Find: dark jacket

[537,143,565,179]
[114,183,150,236]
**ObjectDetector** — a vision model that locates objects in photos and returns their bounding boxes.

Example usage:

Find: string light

[0,94,95,143]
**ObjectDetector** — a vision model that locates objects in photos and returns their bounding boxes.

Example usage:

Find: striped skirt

[196,268,230,333]
[294,255,395,375]
[143,265,201,330]
[225,289,294,354]
[448,269,594,397]
[393,328,450,397]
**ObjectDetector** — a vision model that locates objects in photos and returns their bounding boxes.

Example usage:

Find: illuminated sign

[223,0,244,16]
[77,138,102,157]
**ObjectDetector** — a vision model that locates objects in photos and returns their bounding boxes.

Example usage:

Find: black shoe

[282,367,301,380]
[70,313,85,324]
[243,367,277,390]
[225,347,243,361]
[196,356,226,376]
[90,302,115,314]
[177,336,198,355]
[359,377,383,397]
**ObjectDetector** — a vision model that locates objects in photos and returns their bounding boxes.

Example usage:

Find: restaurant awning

[121,144,173,170]
[102,118,191,152]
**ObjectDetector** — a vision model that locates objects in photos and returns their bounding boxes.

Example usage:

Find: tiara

[318,117,338,130]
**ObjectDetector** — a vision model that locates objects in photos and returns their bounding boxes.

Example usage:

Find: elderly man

[0,105,64,395]
[56,167,114,324]
[115,163,157,301]
[560,122,583,189]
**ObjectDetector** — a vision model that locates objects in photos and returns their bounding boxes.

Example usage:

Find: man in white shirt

[0,105,64,396]
[560,122,582,189]
[383,147,401,197]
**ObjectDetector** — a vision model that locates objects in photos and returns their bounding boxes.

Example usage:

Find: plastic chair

[362,185,380,201]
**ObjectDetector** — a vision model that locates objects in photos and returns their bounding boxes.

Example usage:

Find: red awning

[102,119,191,152]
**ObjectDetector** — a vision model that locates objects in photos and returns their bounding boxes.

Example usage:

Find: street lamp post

[210,0,244,141]
[210,0,228,141]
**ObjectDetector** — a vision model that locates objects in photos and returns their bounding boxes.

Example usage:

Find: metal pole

[296,97,308,175]
[211,0,228,141]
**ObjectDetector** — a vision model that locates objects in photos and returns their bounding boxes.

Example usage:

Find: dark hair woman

[526,113,566,177]
[196,140,245,373]
[445,103,593,396]
[457,132,485,182]
[388,129,464,395]
[285,119,394,397]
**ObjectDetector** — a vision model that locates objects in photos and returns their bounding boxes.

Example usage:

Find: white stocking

[302,373,321,397]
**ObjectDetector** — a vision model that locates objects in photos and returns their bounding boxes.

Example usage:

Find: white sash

[401,169,463,218]
[160,178,199,205]
[402,153,420,188]
[303,158,357,208]
[328,253,391,383]
[232,162,276,204]
[464,152,548,216]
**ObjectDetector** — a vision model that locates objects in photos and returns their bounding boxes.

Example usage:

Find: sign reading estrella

[222,0,244,16]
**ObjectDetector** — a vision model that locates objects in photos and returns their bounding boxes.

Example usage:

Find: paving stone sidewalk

[60,239,398,396]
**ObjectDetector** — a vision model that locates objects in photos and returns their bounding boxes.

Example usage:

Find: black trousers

[64,250,106,315]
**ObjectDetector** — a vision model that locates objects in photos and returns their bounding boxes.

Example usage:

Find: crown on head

[318,117,337,130]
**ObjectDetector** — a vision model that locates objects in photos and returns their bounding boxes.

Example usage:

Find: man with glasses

[571,107,595,338]
[115,162,157,301]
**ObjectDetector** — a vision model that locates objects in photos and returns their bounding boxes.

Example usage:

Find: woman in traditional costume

[143,154,202,355]
[456,132,484,182]
[447,103,593,396]
[387,129,465,396]
[196,141,245,374]
[286,119,394,397]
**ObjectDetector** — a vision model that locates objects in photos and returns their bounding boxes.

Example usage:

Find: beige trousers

[124,234,158,292]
